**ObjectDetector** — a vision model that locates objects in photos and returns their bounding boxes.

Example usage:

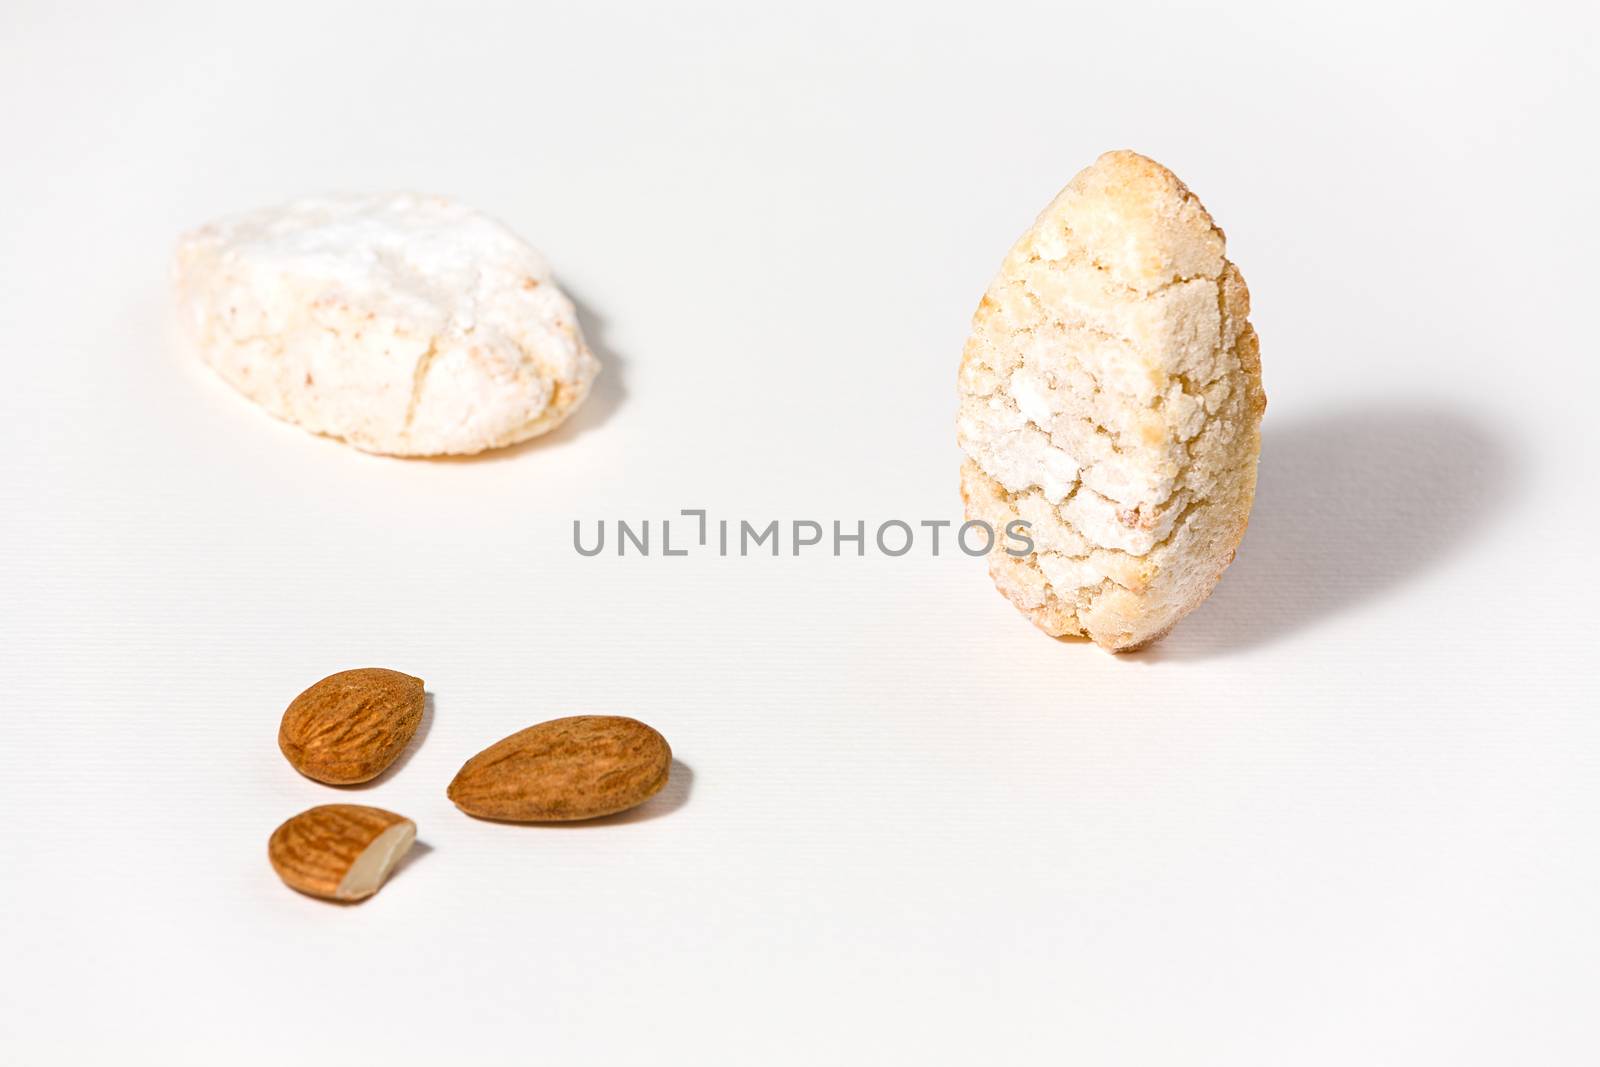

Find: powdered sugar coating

[957,152,1265,651]
[173,193,599,456]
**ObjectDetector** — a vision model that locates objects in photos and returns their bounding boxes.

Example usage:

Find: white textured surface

[957,151,1264,649]
[173,192,598,455]
[0,2,1595,1064]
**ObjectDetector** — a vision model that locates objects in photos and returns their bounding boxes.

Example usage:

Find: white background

[2,1,1596,1063]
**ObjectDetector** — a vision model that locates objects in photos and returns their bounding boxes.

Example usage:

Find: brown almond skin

[447,716,671,821]
[268,804,414,901]
[278,668,424,785]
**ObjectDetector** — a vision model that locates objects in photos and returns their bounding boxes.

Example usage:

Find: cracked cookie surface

[957,151,1264,651]
[173,193,598,456]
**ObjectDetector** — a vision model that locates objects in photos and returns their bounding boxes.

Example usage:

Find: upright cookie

[957,151,1265,651]
[173,193,599,456]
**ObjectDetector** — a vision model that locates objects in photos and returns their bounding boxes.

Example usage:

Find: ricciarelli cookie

[957,151,1265,651]
[173,193,598,456]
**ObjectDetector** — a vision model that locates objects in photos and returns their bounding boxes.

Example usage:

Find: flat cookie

[957,151,1265,651]
[173,193,599,456]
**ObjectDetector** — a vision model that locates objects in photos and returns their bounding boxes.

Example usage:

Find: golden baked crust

[957,151,1265,651]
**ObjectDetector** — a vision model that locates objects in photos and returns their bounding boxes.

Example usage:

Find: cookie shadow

[1137,403,1515,660]
[423,289,625,463]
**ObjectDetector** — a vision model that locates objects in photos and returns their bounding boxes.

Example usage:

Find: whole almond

[278,668,424,784]
[447,715,671,822]
[268,804,416,902]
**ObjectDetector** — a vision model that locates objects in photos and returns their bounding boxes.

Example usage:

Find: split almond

[448,715,671,822]
[278,668,424,784]
[268,804,416,902]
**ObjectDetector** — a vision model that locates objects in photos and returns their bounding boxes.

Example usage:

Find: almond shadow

[383,838,433,889]
[456,759,694,827]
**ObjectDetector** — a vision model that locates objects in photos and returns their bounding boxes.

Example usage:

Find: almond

[447,715,671,822]
[278,668,424,784]
[268,804,416,902]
